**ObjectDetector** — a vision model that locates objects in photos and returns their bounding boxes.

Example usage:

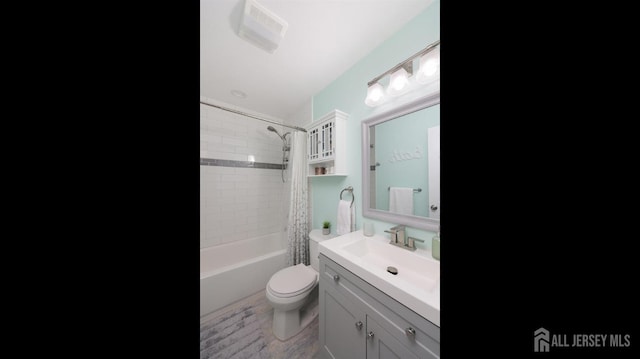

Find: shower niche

[307,109,349,177]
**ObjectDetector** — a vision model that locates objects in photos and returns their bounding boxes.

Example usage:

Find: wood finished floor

[201,289,322,359]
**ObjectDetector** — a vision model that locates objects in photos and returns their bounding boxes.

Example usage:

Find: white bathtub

[200,232,287,317]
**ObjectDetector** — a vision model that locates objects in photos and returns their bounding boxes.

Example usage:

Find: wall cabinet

[307,110,348,177]
[319,254,440,359]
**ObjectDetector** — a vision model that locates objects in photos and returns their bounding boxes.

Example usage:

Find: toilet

[266,229,334,341]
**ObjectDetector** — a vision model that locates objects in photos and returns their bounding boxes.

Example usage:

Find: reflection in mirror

[370,105,439,218]
[361,92,440,231]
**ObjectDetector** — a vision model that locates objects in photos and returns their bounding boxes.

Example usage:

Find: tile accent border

[200,157,284,170]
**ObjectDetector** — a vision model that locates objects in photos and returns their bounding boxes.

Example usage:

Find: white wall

[200,97,289,249]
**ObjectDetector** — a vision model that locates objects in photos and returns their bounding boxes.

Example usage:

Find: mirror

[361,92,440,231]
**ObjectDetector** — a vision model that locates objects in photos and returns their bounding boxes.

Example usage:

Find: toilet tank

[309,229,336,271]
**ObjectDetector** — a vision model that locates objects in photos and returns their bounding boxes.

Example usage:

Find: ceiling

[200,0,434,120]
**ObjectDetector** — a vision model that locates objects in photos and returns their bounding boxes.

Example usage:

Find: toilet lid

[268,264,317,298]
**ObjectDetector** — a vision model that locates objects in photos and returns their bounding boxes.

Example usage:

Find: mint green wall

[310,1,440,247]
[375,104,439,217]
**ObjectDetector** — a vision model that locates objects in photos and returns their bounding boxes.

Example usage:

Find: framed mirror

[361,92,440,231]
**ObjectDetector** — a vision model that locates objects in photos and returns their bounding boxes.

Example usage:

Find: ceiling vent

[238,0,289,54]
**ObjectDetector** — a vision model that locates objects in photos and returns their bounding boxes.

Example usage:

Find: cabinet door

[309,126,319,161]
[366,316,419,359]
[319,120,334,159]
[320,278,366,359]
[308,121,335,163]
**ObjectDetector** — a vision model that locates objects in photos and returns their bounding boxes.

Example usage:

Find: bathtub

[200,232,287,317]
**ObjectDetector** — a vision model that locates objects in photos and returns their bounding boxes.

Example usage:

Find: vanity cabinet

[319,254,440,359]
[307,109,348,176]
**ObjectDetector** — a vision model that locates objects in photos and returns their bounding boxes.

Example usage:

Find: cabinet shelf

[308,173,348,178]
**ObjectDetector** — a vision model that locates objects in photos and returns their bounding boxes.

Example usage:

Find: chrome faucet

[384,225,405,244]
[385,225,424,251]
[406,236,425,250]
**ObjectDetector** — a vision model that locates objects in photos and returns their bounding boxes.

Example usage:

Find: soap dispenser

[432,232,440,260]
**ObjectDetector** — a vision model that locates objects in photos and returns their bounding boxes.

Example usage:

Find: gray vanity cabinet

[319,254,440,359]
[366,315,420,359]
[319,274,366,358]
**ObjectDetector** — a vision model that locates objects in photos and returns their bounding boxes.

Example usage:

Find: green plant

[323,221,331,228]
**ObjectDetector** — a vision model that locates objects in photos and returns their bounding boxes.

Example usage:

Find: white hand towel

[389,187,413,215]
[336,199,354,235]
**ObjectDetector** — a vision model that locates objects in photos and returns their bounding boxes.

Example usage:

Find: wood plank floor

[201,289,321,359]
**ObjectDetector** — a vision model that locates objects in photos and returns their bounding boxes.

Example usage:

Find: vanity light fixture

[386,64,413,97]
[365,40,440,107]
[364,82,386,107]
[416,45,440,84]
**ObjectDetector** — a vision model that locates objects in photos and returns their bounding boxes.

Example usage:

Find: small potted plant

[322,221,331,235]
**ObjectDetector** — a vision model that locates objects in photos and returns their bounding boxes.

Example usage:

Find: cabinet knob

[333,274,340,281]
[355,321,363,330]
[405,327,416,338]
[368,331,375,340]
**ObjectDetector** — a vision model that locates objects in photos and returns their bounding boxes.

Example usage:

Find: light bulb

[387,67,411,97]
[370,86,383,101]
[391,74,407,90]
[422,59,438,76]
[365,82,386,107]
[417,46,440,84]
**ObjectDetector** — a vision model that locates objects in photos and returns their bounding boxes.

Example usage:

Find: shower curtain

[286,131,309,266]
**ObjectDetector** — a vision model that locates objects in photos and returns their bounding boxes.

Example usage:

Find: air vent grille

[238,0,288,53]
[248,4,284,35]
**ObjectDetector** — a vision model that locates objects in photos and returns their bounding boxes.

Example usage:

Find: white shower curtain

[286,131,309,266]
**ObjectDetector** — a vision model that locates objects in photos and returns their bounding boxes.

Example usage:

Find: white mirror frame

[361,91,440,231]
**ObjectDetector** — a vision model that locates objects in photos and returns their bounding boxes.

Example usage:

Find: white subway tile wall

[200,102,289,249]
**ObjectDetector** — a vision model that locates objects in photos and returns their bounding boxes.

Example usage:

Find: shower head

[267,126,287,142]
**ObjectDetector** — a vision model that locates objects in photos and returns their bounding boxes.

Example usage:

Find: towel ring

[340,186,354,208]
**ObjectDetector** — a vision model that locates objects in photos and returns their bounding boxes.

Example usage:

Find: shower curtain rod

[200,101,308,133]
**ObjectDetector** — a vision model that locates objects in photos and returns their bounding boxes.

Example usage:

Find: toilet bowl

[266,229,333,341]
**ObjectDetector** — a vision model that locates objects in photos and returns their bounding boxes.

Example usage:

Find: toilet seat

[268,264,317,298]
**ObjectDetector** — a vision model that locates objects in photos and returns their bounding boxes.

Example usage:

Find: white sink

[342,238,439,291]
[319,229,440,326]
